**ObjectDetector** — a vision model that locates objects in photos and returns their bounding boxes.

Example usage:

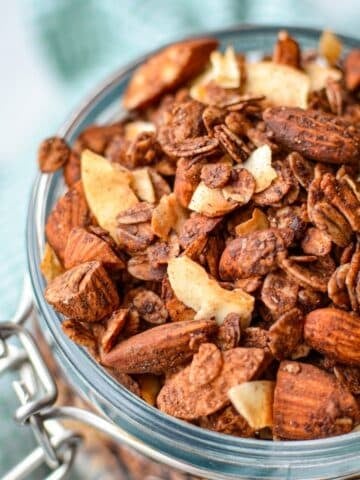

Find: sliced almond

[229,380,275,430]
[241,145,277,193]
[167,255,254,327]
[81,150,138,240]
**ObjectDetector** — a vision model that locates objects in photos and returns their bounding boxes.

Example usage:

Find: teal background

[0,1,359,478]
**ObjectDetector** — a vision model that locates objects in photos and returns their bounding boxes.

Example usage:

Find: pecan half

[101,319,216,374]
[263,107,360,164]
[38,136,70,173]
[213,124,250,163]
[45,261,119,322]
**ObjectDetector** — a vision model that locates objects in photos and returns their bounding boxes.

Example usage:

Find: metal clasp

[0,277,82,480]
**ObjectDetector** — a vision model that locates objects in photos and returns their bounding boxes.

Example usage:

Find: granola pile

[39,31,360,441]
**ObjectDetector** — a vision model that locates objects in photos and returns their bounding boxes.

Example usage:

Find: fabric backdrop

[0,1,359,478]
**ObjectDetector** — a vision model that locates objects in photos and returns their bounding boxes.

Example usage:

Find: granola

[39,30,360,440]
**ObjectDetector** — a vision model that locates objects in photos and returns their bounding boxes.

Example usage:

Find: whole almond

[263,107,360,164]
[101,319,217,374]
[45,261,119,322]
[273,361,359,440]
[123,38,218,110]
[304,308,360,365]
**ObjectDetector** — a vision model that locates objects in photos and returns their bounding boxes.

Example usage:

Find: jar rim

[26,24,360,478]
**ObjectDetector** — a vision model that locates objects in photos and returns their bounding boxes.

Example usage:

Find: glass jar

[26,26,360,480]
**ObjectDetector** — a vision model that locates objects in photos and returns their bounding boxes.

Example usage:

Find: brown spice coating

[45,261,119,322]
[123,38,218,110]
[64,227,125,271]
[157,347,267,419]
[101,319,217,374]
[304,308,360,365]
[201,163,232,189]
[219,228,291,280]
[273,361,359,440]
[45,181,92,262]
[38,136,70,173]
[263,107,360,164]
[344,49,360,91]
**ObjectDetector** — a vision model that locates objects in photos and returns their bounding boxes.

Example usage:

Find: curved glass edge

[26,25,360,479]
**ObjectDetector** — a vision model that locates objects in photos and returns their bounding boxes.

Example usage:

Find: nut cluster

[39,30,360,441]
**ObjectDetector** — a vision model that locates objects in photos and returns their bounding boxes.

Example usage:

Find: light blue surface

[0,1,360,478]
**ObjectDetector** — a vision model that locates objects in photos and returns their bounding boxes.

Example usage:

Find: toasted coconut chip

[190,46,241,103]
[131,168,156,203]
[168,255,254,327]
[318,30,342,66]
[189,182,237,217]
[242,145,277,193]
[81,150,138,240]
[229,381,275,430]
[244,62,310,108]
[235,208,269,236]
[124,121,156,141]
[40,243,64,282]
[151,193,188,240]
[304,62,342,92]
